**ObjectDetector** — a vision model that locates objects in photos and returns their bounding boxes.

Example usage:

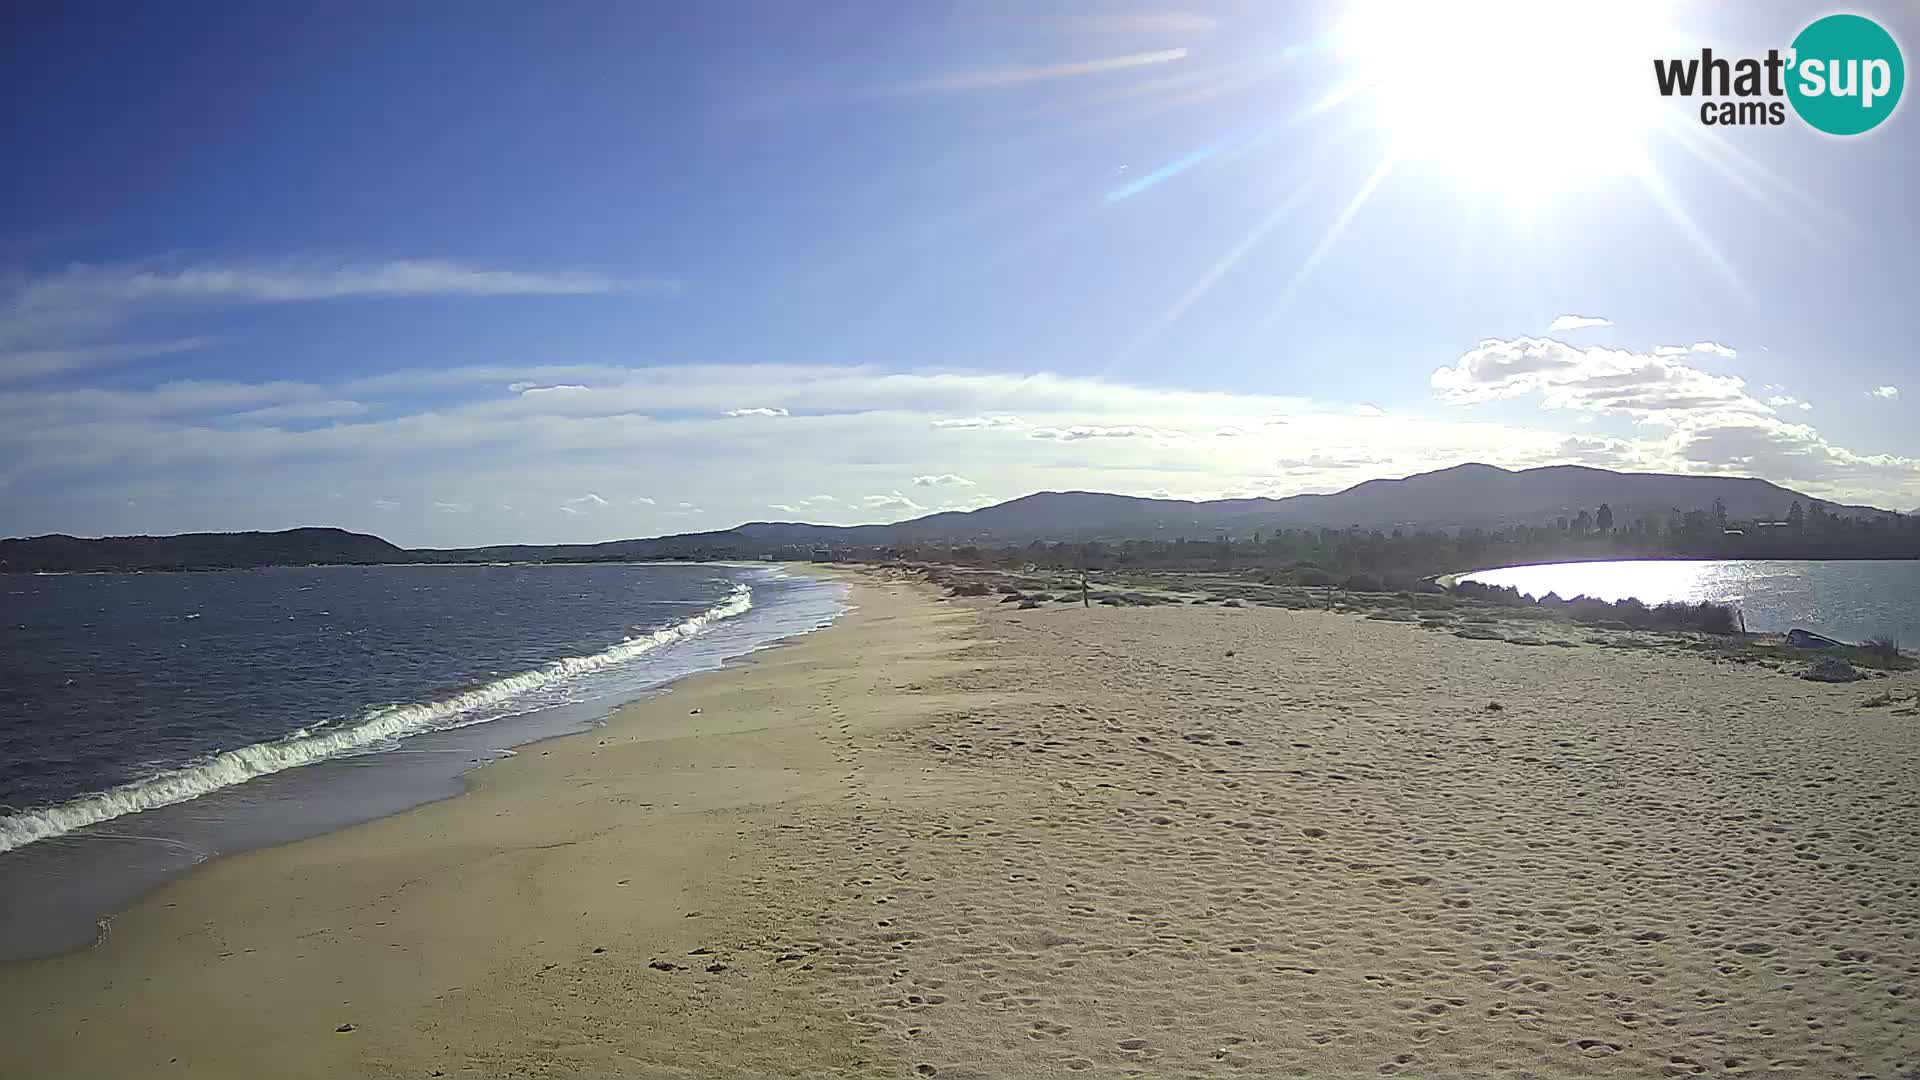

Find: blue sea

[0,562,845,960]
[1460,559,1920,644]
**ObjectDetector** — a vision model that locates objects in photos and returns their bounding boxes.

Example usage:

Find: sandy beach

[4,569,1918,1079]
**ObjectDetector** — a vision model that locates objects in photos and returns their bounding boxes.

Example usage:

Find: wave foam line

[0,584,753,855]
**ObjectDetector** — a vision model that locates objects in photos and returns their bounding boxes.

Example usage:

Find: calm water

[1461,559,1920,644]
[0,562,844,958]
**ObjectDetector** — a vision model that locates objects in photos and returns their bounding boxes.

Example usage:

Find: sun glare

[1335,0,1674,198]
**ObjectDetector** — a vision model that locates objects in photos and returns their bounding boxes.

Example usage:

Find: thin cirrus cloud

[0,257,676,388]
[723,406,790,417]
[889,48,1188,94]
[5,258,669,314]
[0,336,213,384]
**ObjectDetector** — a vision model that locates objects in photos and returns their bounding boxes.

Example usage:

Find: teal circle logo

[1787,14,1904,135]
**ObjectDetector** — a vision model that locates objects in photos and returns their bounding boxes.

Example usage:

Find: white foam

[0,584,753,854]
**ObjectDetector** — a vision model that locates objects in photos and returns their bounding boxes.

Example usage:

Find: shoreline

[5,568,1915,1078]
[0,562,845,963]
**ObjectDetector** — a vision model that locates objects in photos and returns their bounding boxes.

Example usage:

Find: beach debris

[1800,657,1862,683]
[592,946,607,953]
[335,1022,355,1033]
[1786,627,1848,650]
[648,959,686,971]
[1484,702,1504,712]
[689,708,701,714]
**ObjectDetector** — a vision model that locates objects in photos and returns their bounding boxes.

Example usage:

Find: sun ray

[1111,174,1321,367]
[1282,151,1398,301]
[1655,121,1840,243]
[1626,152,1753,305]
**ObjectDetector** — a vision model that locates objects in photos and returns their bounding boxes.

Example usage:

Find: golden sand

[4,570,1916,1078]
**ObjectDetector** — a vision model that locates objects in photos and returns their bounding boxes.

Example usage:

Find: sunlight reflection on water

[1459,559,1920,644]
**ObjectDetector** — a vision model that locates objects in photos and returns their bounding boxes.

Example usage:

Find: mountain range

[1,463,1902,572]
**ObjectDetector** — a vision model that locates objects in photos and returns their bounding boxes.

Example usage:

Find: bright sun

[1333,0,1676,199]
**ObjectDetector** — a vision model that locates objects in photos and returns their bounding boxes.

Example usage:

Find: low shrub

[1862,636,1904,661]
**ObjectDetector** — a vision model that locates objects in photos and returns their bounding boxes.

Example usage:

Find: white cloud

[930,415,1022,430]
[0,337,212,384]
[1547,314,1612,332]
[432,500,472,513]
[863,491,926,513]
[224,399,368,423]
[1870,385,1900,399]
[1353,403,1386,417]
[723,406,789,417]
[1689,341,1737,359]
[6,259,662,313]
[1431,337,1758,419]
[1028,424,1178,441]
[515,383,589,396]
[1765,395,1813,411]
[6,355,1915,545]
[912,473,976,487]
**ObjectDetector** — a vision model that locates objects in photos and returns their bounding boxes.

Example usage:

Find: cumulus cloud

[1870,385,1900,399]
[723,406,789,417]
[1431,337,1758,418]
[912,473,975,487]
[1547,314,1612,332]
[1432,333,1919,505]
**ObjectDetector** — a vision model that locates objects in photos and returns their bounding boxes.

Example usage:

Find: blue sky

[2,0,1915,545]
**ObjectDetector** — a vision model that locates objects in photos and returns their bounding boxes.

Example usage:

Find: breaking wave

[0,584,753,854]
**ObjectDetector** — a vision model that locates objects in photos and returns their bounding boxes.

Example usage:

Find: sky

[2,0,1916,547]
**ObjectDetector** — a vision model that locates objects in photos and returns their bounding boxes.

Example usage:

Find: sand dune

[4,570,1916,1079]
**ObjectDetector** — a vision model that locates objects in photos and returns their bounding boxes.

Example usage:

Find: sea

[1459,559,1920,644]
[0,562,846,961]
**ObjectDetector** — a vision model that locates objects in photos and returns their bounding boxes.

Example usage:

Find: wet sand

[4,570,1917,1079]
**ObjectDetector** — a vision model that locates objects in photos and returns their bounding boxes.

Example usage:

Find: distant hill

[711,463,1892,547]
[3,464,1901,571]
[0,528,407,573]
